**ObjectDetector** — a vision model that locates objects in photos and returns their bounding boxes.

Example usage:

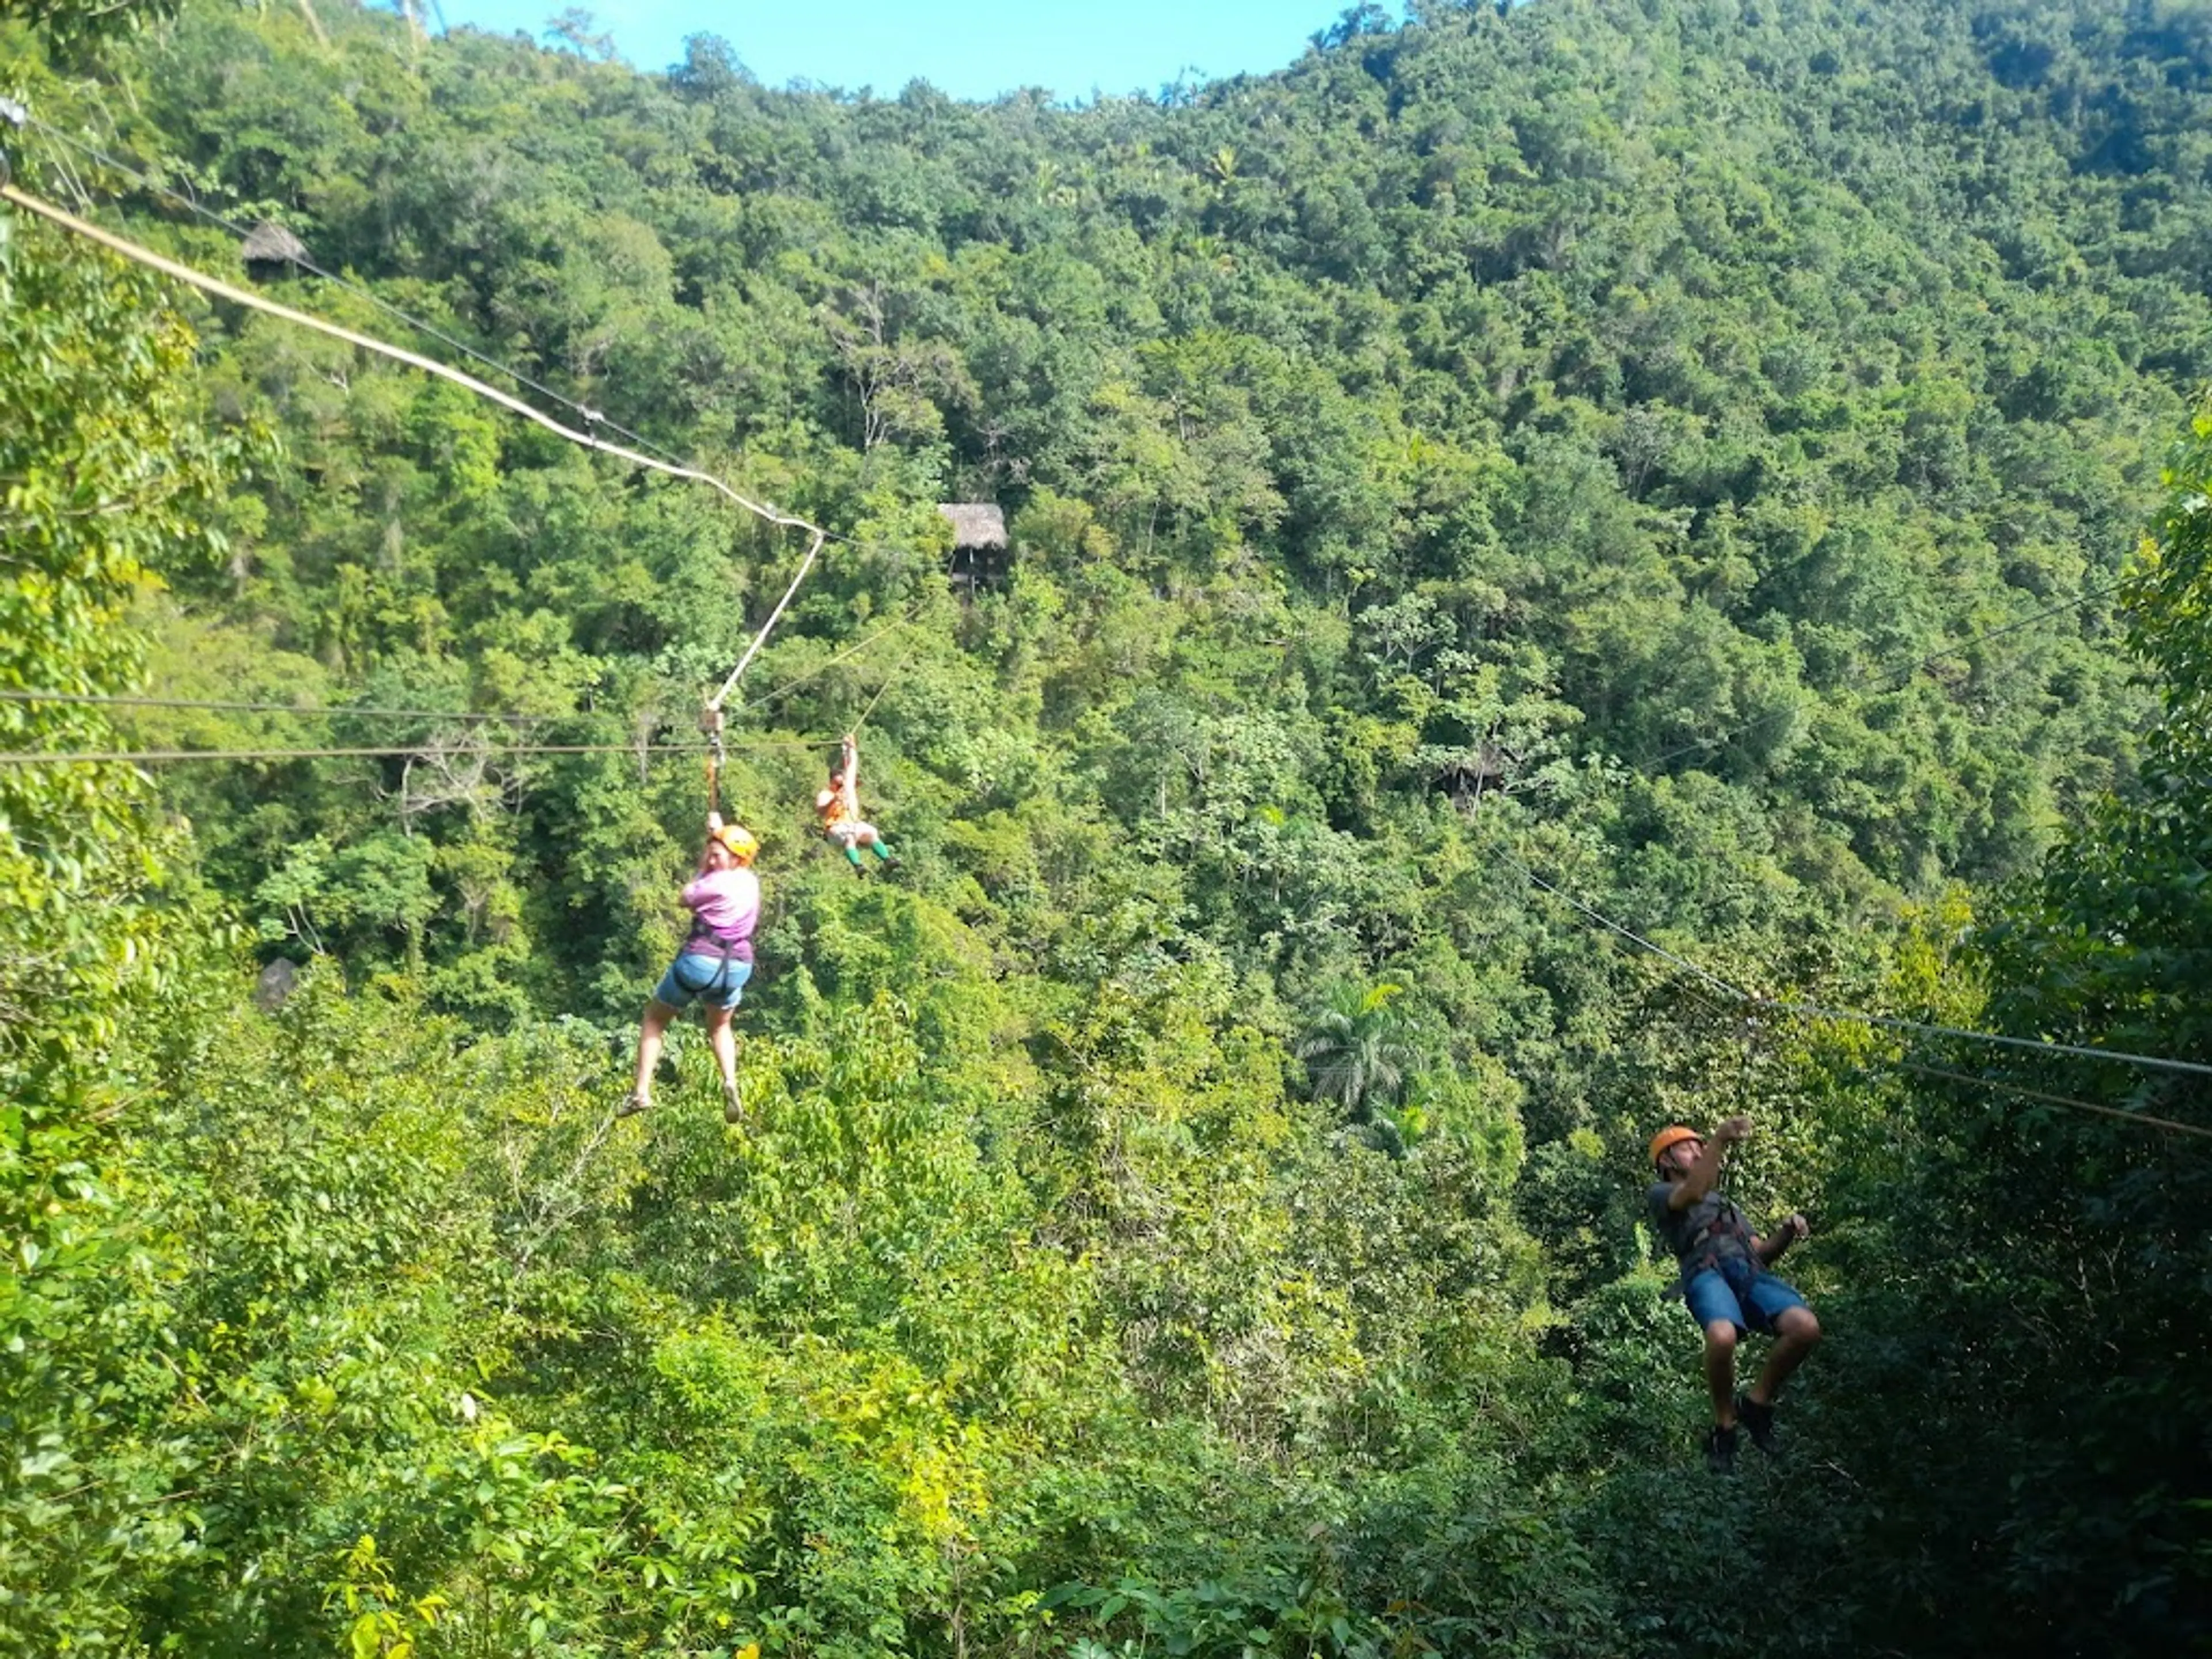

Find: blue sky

[429,0,1354,101]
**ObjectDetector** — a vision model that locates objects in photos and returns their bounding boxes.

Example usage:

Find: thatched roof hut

[241,220,311,279]
[937,503,1009,550]
[939,503,1012,595]
[1435,741,1523,812]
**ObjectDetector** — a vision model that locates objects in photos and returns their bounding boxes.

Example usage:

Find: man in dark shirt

[1648,1116,1821,1472]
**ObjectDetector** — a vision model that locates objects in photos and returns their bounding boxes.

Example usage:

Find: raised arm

[1666,1114,1751,1212]
[695,811,724,874]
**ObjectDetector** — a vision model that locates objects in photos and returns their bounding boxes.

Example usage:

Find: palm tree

[1296,982,1418,1126]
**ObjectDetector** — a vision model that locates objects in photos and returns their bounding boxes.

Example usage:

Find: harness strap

[1679,1198,1758,1286]
[684,920,755,964]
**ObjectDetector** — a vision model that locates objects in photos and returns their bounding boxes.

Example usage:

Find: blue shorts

[652,952,752,1012]
[1684,1265,1807,1336]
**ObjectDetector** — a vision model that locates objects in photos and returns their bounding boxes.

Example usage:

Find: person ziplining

[1647,1118,1822,1473]
[817,733,897,875]
[622,814,759,1124]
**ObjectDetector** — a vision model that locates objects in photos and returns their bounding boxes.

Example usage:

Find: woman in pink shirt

[621,813,760,1123]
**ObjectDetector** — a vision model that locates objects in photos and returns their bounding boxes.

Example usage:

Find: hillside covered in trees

[3,0,2211,1653]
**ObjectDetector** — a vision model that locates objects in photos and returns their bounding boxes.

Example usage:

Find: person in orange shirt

[816,733,897,875]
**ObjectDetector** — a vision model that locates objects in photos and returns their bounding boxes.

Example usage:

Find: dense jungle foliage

[3,0,2211,1652]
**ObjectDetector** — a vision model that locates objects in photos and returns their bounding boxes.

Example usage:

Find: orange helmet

[711,823,759,864]
[1648,1124,1702,1170]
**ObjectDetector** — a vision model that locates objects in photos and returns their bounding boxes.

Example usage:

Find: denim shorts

[652,951,752,1011]
[1684,1264,1808,1336]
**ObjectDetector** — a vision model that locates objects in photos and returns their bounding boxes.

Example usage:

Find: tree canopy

[2,0,2210,1653]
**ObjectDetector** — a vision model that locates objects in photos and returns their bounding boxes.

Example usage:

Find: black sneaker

[1737,1393,1778,1455]
[1705,1423,1738,1475]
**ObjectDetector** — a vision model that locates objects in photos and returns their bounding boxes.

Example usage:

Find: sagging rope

[21,113,940,591]
[709,529,830,718]
[0,173,846,819]
[24,114,683,471]
[698,526,831,812]
[0,181,817,536]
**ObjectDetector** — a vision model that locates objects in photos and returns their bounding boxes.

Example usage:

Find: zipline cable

[1512,861,1752,1005]
[743,607,922,715]
[8,134,952,720]
[1886,575,2132,675]
[1758,990,2212,1084]
[709,528,827,712]
[1895,1062,2212,1144]
[21,120,933,578]
[3,605,921,726]
[1,176,842,743]
[1509,857,2212,1088]
[0,181,820,539]
[0,743,686,765]
[27,116,686,470]
[0,737,830,766]
[0,688,560,724]
[0,608,928,736]
[0,615,918,737]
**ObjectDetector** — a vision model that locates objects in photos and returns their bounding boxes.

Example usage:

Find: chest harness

[1671,1195,1759,1300]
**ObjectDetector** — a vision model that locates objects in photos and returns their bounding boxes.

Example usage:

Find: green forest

[3,0,2210,1650]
